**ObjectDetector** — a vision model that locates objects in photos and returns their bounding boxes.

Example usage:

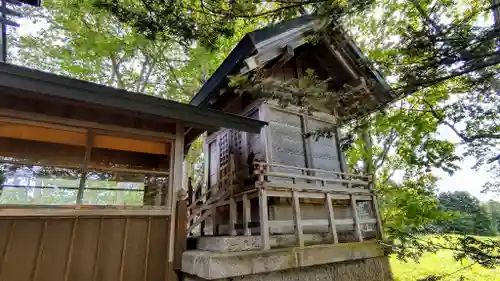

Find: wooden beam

[265,171,370,186]
[292,191,304,248]
[268,218,376,228]
[0,207,172,217]
[270,45,295,70]
[265,182,370,195]
[0,109,177,140]
[187,209,210,234]
[325,193,338,244]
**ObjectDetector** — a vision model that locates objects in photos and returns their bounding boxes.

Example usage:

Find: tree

[437,191,497,236]
[93,0,374,50]
[482,200,500,233]
[11,0,193,101]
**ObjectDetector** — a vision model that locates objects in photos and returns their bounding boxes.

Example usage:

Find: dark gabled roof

[0,62,266,134]
[190,15,318,107]
[190,15,394,119]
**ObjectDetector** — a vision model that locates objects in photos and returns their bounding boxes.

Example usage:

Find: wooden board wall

[0,215,173,281]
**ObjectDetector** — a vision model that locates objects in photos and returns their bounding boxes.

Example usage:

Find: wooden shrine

[183,15,394,281]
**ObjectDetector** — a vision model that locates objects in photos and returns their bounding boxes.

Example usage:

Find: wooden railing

[186,157,384,250]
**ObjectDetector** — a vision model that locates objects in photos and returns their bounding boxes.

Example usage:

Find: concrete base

[182,241,389,280]
[182,256,393,281]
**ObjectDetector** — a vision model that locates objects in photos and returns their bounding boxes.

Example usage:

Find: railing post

[370,174,385,240]
[325,193,338,244]
[292,190,304,248]
[350,195,363,242]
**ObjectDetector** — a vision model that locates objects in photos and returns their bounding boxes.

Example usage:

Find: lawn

[391,247,498,281]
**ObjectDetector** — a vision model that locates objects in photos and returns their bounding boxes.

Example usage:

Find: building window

[0,120,172,207]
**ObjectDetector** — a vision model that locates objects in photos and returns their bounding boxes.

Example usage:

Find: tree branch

[397,51,500,94]
[140,59,156,93]
[110,55,125,88]
[422,99,500,143]
[135,54,150,92]
[375,129,397,170]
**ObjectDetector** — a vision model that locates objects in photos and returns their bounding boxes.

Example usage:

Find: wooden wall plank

[147,217,169,281]
[0,220,14,277]
[123,218,148,281]
[1,219,43,281]
[36,219,73,281]
[96,218,126,281]
[69,218,101,281]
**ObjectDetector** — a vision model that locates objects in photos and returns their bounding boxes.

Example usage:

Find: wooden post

[211,205,218,235]
[168,122,184,264]
[350,195,363,242]
[292,191,304,247]
[325,193,338,244]
[370,174,385,239]
[174,192,188,270]
[229,154,237,236]
[259,188,270,250]
[242,193,251,236]
[187,177,193,206]
[301,115,314,177]
[77,131,93,204]
[229,198,237,236]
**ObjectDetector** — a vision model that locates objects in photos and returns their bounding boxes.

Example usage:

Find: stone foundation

[182,256,393,281]
[182,241,390,280]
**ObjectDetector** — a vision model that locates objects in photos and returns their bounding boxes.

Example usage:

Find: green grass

[390,236,499,281]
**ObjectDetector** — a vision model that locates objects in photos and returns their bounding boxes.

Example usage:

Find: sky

[10,8,499,202]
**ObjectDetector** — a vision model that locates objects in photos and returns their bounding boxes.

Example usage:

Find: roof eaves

[190,35,256,107]
[0,63,267,133]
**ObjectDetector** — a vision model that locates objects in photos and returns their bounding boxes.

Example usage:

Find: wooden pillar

[174,192,188,270]
[168,122,185,264]
[229,154,237,236]
[292,191,304,248]
[242,194,251,236]
[259,189,270,250]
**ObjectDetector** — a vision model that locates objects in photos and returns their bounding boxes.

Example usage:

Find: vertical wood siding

[0,215,172,281]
